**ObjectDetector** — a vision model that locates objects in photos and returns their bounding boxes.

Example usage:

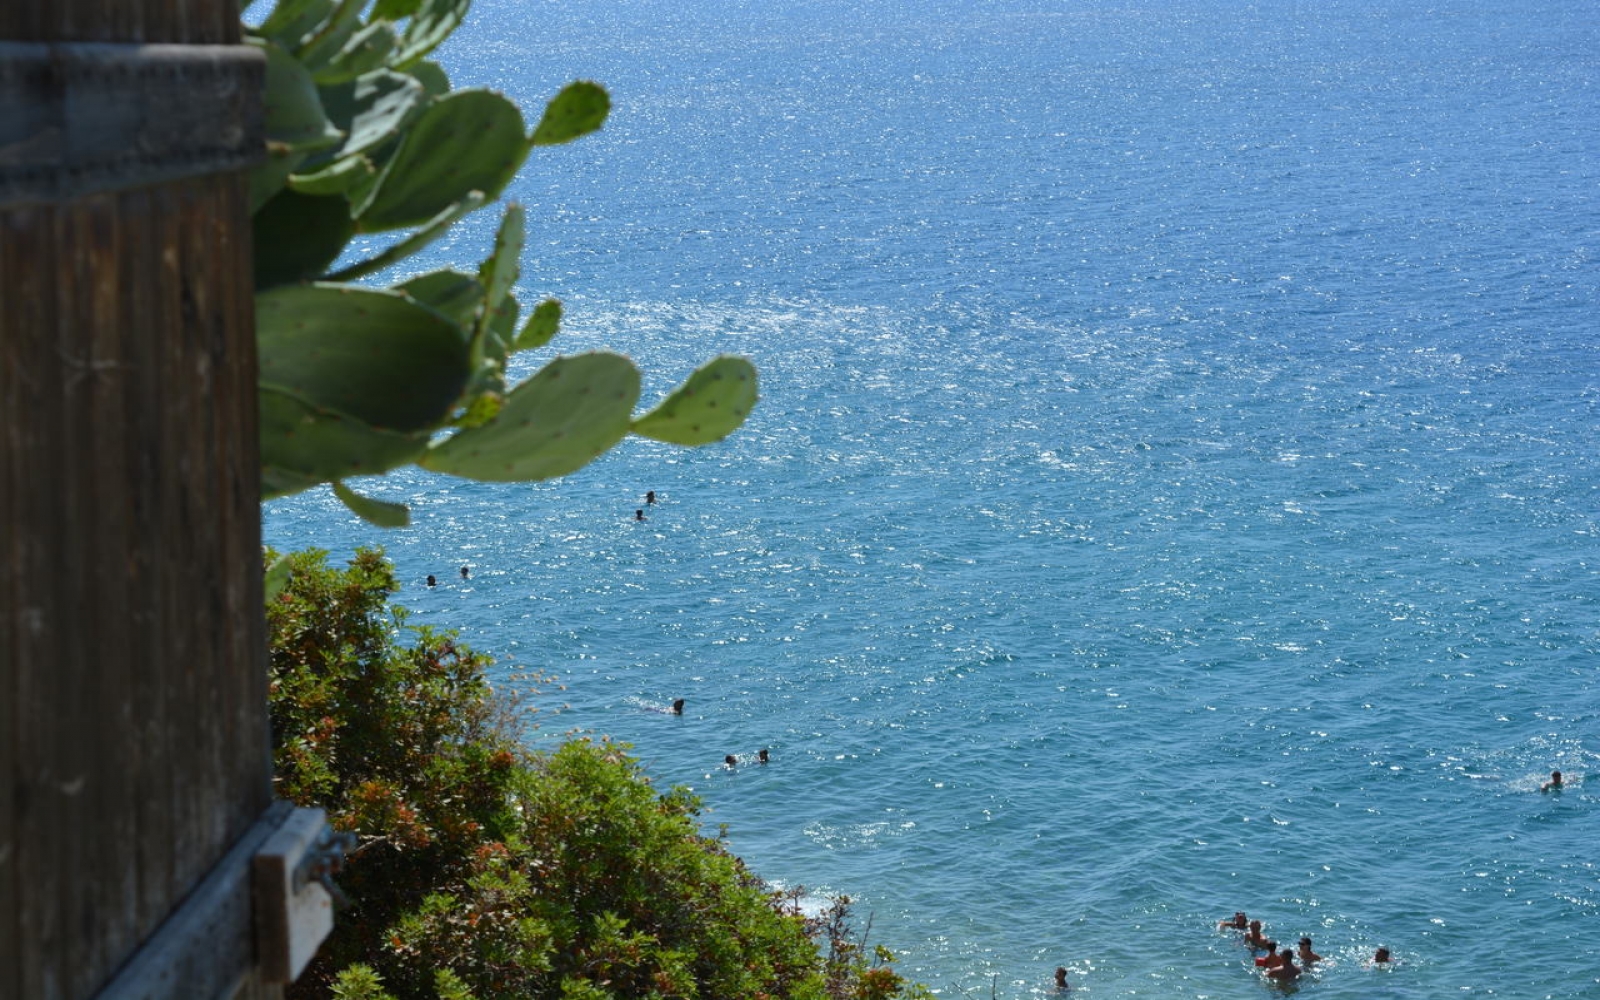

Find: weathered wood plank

[0,196,30,1000]
[8,198,75,1000]
[3,0,275,995]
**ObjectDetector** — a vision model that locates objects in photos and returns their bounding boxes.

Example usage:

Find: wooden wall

[0,2,276,997]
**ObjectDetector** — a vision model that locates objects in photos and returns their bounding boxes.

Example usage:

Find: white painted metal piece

[253,806,336,984]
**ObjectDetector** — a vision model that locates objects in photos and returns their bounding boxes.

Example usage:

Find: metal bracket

[0,41,264,207]
[253,807,352,985]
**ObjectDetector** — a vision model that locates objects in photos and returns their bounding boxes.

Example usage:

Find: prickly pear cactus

[249,0,759,525]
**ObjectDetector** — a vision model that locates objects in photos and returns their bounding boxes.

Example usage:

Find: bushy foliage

[267,548,928,1000]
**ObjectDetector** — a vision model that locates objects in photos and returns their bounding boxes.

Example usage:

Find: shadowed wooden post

[1,1,279,997]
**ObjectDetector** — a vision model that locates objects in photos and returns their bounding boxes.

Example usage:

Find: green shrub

[267,548,928,1000]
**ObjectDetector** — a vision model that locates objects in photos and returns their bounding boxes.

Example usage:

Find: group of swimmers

[425,565,471,588]
[1219,911,1392,982]
[658,697,770,767]
[635,490,659,521]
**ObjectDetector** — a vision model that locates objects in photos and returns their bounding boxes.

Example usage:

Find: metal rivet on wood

[0,41,265,207]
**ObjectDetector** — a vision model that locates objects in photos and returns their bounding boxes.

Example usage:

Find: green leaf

[406,60,450,96]
[259,0,333,49]
[296,0,366,74]
[325,190,486,282]
[529,81,609,146]
[332,481,412,527]
[371,0,422,19]
[392,0,471,69]
[485,293,519,357]
[631,356,759,445]
[288,153,375,196]
[263,554,293,603]
[420,352,641,481]
[259,388,430,498]
[252,37,344,210]
[513,298,561,352]
[471,204,523,363]
[312,21,399,85]
[394,269,483,332]
[317,69,427,161]
[452,390,503,429]
[257,284,473,433]
[356,89,527,232]
[253,188,356,289]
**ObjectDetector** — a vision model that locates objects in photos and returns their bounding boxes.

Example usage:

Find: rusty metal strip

[0,42,264,207]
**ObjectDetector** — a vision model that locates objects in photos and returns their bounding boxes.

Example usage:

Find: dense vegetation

[267,548,929,1000]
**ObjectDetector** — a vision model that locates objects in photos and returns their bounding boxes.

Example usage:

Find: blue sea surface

[264,1,1600,996]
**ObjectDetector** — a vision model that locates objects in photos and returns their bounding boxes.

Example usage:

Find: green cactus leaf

[253,188,356,289]
[356,89,527,232]
[259,388,430,498]
[257,284,472,433]
[632,355,759,445]
[529,81,610,147]
[514,298,561,352]
[263,554,292,603]
[332,481,412,527]
[316,69,427,161]
[392,0,471,69]
[471,204,523,361]
[420,352,641,481]
[262,464,323,499]
[479,204,523,318]
[326,190,486,283]
[296,0,365,73]
[312,20,398,84]
[260,0,332,49]
[395,269,483,333]
[372,0,422,18]
[288,153,374,196]
[252,37,344,211]
[453,390,503,429]
[407,60,450,96]
[485,294,518,364]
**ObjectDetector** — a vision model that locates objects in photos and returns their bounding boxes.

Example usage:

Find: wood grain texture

[2,1,277,997]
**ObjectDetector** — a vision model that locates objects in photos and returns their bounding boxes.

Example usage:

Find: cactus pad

[530,81,610,146]
[632,355,759,445]
[257,284,471,432]
[421,352,641,481]
[514,299,561,352]
[356,89,528,232]
[260,388,429,498]
[331,480,411,527]
[253,189,356,289]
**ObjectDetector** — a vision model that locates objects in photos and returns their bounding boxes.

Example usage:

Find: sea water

[262,1,1600,995]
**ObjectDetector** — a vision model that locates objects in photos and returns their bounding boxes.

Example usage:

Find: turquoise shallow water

[264,1,1600,996]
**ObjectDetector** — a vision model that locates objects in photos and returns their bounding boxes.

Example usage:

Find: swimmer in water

[1371,946,1392,965]
[635,509,646,521]
[1219,911,1248,930]
[1266,952,1299,982]
[724,754,737,767]
[426,574,436,587]
[1246,919,1269,949]
[672,698,685,715]
[646,490,657,505]
[758,748,769,763]
[1254,942,1281,968]
[1543,770,1563,791]
[1053,966,1069,991]
[1297,937,1322,965]
[460,565,469,579]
